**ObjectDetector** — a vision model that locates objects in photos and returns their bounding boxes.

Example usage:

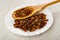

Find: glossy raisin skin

[15,7,33,18]
[14,13,48,32]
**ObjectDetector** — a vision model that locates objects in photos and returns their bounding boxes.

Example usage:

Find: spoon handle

[40,1,60,11]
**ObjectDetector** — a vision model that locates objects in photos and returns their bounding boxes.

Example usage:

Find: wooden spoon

[12,0,60,19]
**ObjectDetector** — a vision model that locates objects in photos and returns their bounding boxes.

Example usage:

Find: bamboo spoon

[12,0,60,19]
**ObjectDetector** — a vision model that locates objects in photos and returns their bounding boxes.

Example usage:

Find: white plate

[5,5,53,36]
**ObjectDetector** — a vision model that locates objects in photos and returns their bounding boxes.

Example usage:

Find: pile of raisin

[14,13,48,32]
[15,7,33,17]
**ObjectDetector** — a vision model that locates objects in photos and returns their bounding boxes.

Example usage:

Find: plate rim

[5,5,53,36]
